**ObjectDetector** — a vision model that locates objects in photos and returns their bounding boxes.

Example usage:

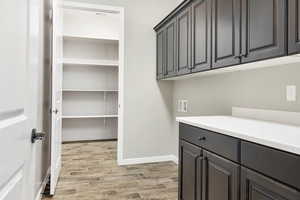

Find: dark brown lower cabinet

[179,124,300,200]
[179,140,203,200]
[179,140,240,200]
[203,151,239,200]
[241,167,300,200]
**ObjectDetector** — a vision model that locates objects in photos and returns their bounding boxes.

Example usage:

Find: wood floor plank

[43,141,178,200]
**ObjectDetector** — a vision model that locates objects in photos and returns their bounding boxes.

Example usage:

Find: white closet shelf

[62,115,118,119]
[63,58,119,66]
[62,89,119,92]
[63,34,119,42]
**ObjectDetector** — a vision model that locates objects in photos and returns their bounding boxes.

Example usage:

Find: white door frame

[63,0,125,165]
[50,0,63,195]
[62,0,125,165]
[59,0,126,173]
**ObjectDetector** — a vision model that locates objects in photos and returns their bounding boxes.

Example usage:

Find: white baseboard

[118,155,178,166]
[171,155,178,164]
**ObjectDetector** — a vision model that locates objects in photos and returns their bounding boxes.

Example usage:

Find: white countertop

[176,116,300,155]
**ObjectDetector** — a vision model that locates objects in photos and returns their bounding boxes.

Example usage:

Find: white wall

[72,0,178,160]
[172,63,300,156]
[70,0,300,164]
[177,0,185,4]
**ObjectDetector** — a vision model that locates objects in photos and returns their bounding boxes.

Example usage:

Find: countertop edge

[177,117,300,156]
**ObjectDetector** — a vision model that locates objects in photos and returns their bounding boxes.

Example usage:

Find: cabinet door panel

[156,30,164,79]
[288,0,300,54]
[191,0,211,72]
[203,151,239,200]
[165,19,177,77]
[241,0,286,63]
[241,141,300,190]
[179,140,203,200]
[177,7,191,75]
[212,0,240,69]
[241,168,300,200]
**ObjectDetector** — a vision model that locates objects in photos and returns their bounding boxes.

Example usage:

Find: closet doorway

[50,0,124,194]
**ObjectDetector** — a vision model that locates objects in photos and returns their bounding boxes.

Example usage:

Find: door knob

[53,109,59,114]
[31,129,46,143]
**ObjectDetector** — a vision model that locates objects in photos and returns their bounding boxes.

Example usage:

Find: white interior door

[0,0,33,200]
[50,0,63,195]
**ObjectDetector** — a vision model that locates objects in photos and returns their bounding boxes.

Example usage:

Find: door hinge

[50,108,59,114]
[49,9,53,23]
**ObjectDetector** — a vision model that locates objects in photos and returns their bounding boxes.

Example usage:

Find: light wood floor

[43,141,178,200]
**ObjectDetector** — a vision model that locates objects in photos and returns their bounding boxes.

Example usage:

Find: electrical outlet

[182,100,188,113]
[177,100,182,112]
[287,85,297,102]
[177,100,188,112]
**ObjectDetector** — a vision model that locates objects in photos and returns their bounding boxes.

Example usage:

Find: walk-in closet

[60,2,122,142]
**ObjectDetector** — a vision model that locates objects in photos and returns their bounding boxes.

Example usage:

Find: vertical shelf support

[104,91,107,127]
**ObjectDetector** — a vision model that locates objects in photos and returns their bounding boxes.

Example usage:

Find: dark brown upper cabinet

[212,0,241,69]
[156,29,165,80]
[177,7,191,75]
[165,19,177,77]
[203,151,239,200]
[154,0,293,80]
[179,140,203,200]
[241,167,300,200]
[191,0,211,72]
[241,0,286,63]
[288,0,300,54]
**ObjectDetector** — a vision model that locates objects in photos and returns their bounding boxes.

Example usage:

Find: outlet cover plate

[287,85,297,102]
[182,100,188,113]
